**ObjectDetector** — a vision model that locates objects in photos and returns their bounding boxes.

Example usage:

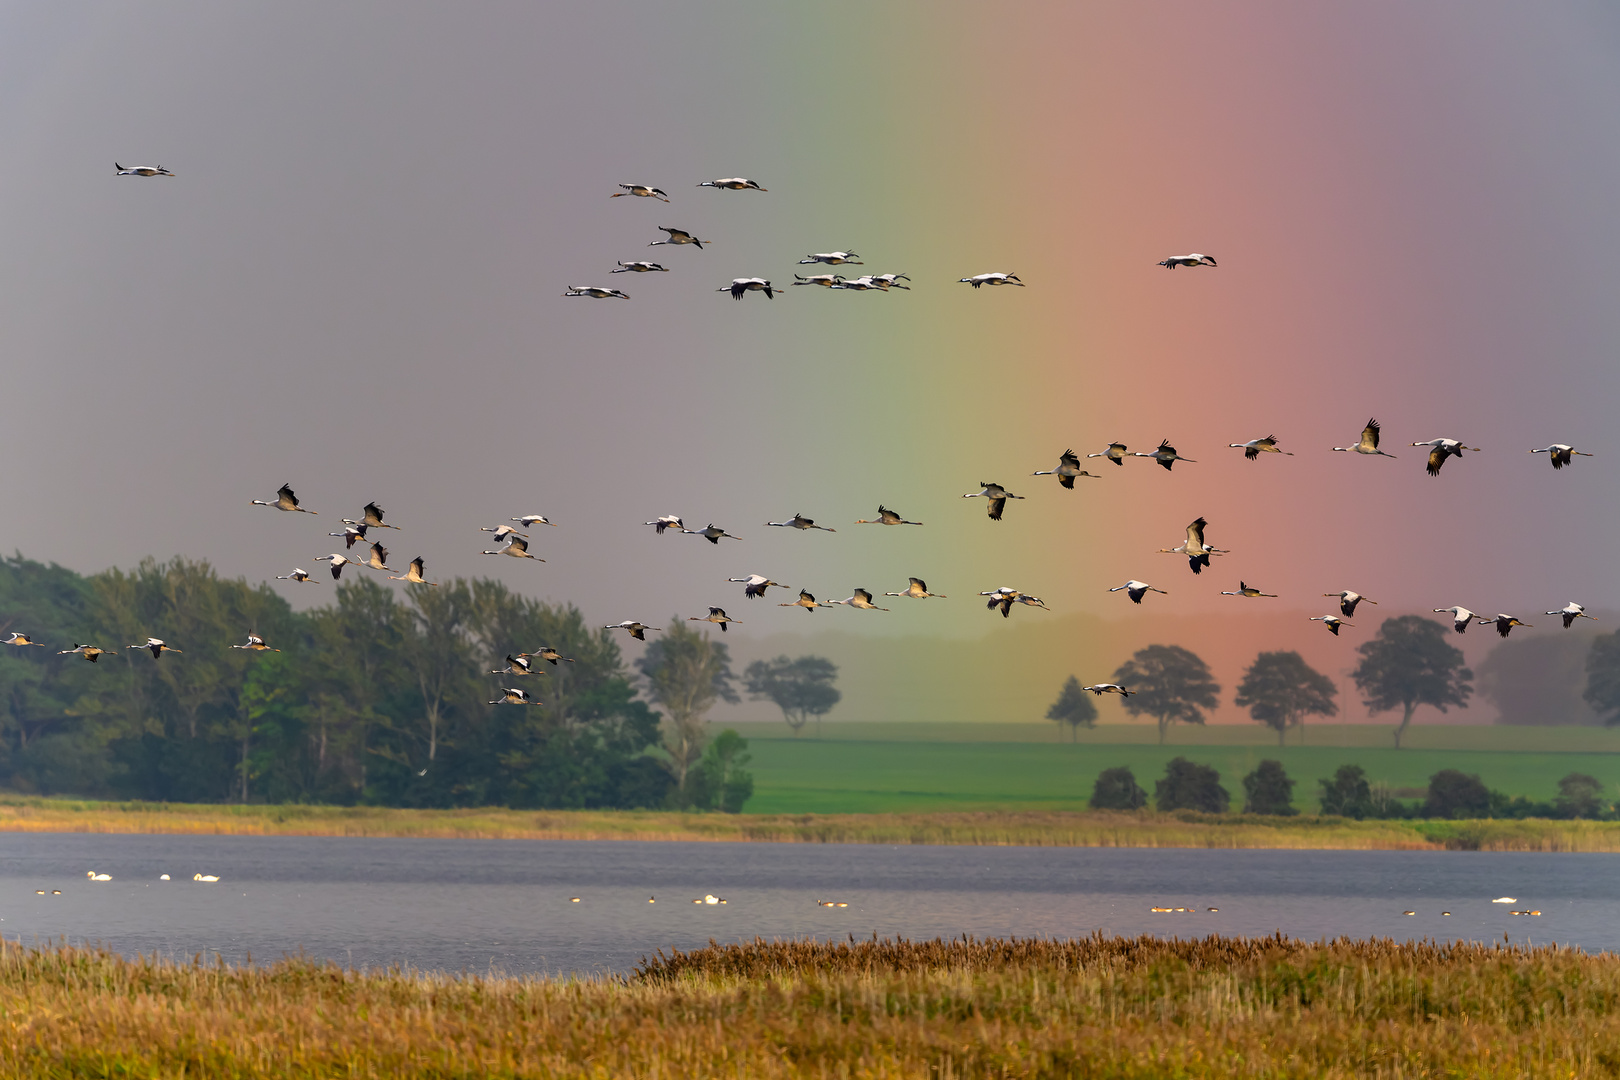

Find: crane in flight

[58,643,111,663]
[318,553,356,580]
[780,590,825,612]
[855,505,922,525]
[959,272,1023,288]
[1135,440,1195,471]
[612,261,669,274]
[1548,602,1596,629]
[886,578,945,599]
[825,588,889,611]
[115,163,174,177]
[1333,419,1397,458]
[766,513,835,532]
[604,621,661,640]
[482,536,543,561]
[684,523,741,545]
[720,277,776,299]
[645,515,685,535]
[1529,444,1593,470]
[650,227,709,249]
[1412,438,1480,476]
[129,637,181,659]
[232,634,279,652]
[489,687,541,706]
[1481,614,1532,638]
[1160,517,1227,575]
[1032,449,1098,488]
[1310,615,1353,636]
[388,557,438,586]
[251,483,316,514]
[689,607,740,632]
[1109,581,1167,604]
[800,251,862,265]
[962,482,1024,521]
[1083,683,1133,697]
[1088,442,1130,466]
[1222,582,1278,598]
[1324,591,1376,618]
[728,574,788,600]
[698,178,767,191]
[1435,606,1482,633]
[611,184,669,202]
[276,568,317,583]
[564,285,631,299]
[4,633,45,647]
[1157,253,1216,268]
[513,514,557,528]
[1229,435,1293,461]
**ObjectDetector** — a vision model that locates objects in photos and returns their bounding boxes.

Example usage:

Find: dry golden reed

[3,796,1618,851]
[4,933,1620,1077]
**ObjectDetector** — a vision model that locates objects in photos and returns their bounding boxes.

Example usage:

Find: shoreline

[1,797,1616,851]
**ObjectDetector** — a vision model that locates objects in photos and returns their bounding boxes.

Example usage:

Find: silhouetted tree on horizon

[1352,616,1472,748]
[1112,645,1220,745]
[1235,651,1338,745]
[1046,675,1097,741]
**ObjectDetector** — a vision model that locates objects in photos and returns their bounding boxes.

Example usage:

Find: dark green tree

[1234,651,1337,745]
[637,621,738,799]
[1090,766,1147,810]
[743,655,840,737]
[1318,764,1373,819]
[1584,633,1620,726]
[1423,769,1490,819]
[1554,772,1607,819]
[1352,616,1473,748]
[1241,760,1297,815]
[1112,645,1220,745]
[1046,676,1097,741]
[686,729,754,813]
[1155,757,1229,813]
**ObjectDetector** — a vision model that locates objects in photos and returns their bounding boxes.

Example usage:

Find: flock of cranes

[54,164,1600,705]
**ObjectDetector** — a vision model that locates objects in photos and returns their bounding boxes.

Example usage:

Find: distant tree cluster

[1052,616,1494,750]
[0,555,753,811]
[1086,756,1612,820]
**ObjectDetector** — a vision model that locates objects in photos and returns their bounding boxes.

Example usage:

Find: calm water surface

[1,833,1611,976]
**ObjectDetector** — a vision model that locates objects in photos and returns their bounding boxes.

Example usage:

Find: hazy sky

[3,3,1619,655]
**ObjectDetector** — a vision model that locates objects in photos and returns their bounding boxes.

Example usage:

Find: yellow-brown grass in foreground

[4,934,1620,1077]
[3,796,1620,851]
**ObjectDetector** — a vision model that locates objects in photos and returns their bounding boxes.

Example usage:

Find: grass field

[732,722,1620,813]
[2,934,1615,1078]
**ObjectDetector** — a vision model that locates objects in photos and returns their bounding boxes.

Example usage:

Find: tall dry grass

[4,934,1619,1077]
[3,796,1620,851]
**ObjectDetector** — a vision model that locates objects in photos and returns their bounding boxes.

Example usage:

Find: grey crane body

[766,513,835,532]
[1110,580,1166,604]
[650,227,708,249]
[960,272,1022,287]
[611,184,669,202]
[1157,253,1216,268]
[855,505,922,525]
[252,483,315,514]
[800,251,861,265]
[885,578,945,599]
[612,261,669,274]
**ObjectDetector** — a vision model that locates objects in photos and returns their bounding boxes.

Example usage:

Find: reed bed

[4,934,1620,1077]
[4,796,1620,851]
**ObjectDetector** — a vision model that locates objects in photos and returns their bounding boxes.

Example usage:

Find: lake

[1,833,1611,976]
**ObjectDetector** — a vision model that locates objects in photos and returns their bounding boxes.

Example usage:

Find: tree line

[1090,759,1613,820]
[1051,614,1620,745]
[0,554,756,810]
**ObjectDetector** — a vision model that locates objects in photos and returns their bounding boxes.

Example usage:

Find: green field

[731,723,1620,814]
